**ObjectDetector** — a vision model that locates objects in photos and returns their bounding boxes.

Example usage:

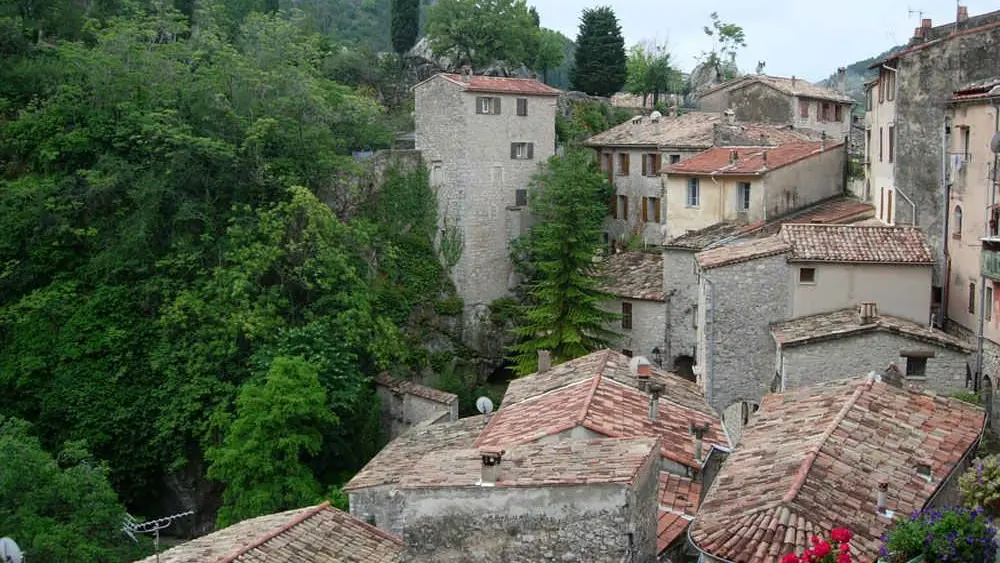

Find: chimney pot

[479,448,504,486]
[729,149,738,164]
[859,301,878,324]
[921,18,932,29]
[876,479,889,514]
[914,26,924,39]
[537,350,552,373]
[648,383,663,421]
[724,109,735,125]
[460,65,472,82]
[837,67,847,94]
[958,5,969,23]
[791,75,797,88]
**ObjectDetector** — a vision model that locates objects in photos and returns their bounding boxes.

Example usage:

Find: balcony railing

[982,248,1000,280]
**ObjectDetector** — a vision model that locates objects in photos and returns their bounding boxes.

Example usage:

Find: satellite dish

[476,396,494,414]
[990,131,1000,154]
[0,538,23,563]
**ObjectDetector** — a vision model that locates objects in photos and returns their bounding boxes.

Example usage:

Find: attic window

[799,267,816,284]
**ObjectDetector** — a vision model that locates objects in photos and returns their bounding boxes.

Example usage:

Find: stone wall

[629,452,661,563]
[664,248,699,374]
[374,377,459,442]
[348,485,406,537]
[599,146,667,246]
[762,143,845,219]
[697,253,792,414]
[604,297,667,362]
[401,483,657,563]
[779,331,970,395]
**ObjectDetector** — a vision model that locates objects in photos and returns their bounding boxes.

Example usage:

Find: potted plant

[878,507,997,562]
[960,455,1000,516]
[781,527,854,563]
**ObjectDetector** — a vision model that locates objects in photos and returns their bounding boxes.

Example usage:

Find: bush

[960,455,1000,514]
[880,507,997,562]
[951,391,983,406]
[433,295,464,316]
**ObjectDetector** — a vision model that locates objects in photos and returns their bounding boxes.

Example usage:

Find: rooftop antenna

[907,6,925,20]
[0,537,23,563]
[475,396,494,415]
[122,510,195,563]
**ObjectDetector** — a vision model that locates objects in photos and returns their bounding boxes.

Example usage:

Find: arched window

[954,206,963,239]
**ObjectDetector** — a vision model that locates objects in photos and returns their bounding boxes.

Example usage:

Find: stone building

[694,223,940,438]
[373,372,459,442]
[688,375,986,563]
[697,74,855,140]
[413,70,560,334]
[772,305,973,394]
[597,250,668,370]
[663,197,873,378]
[863,6,1000,316]
[344,350,729,561]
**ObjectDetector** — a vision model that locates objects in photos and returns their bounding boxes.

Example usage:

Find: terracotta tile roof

[397,436,660,488]
[479,351,728,469]
[435,73,562,96]
[699,75,855,104]
[343,415,488,491]
[770,308,974,352]
[373,372,458,405]
[696,236,792,270]
[598,250,664,301]
[779,223,934,264]
[135,502,401,563]
[950,77,1000,102]
[583,111,721,148]
[689,377,986,563]
[657,473,701,552]
[664,141,840,176]
[664,196,874,250]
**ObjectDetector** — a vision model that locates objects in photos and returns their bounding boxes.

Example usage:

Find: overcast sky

[531,0,997,82]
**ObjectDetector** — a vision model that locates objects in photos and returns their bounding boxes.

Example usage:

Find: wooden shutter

[510,143,517,159]
[654,198,661,223]
[493,97,501,114]
[476,97,486,114]
[622,195,628,219]
[622,153,630,176]
[527,143,534,160]
[654,154,662,175]
[641,197,649,221]
[641,155,648,176]
[610,193,617,219]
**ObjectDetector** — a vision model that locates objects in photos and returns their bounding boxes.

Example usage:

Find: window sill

[798,281,817,286]
[685,205,700,209]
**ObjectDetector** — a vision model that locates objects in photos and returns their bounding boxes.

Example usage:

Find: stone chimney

[479,448,504,486]
[724,109,735,125]
[648,383,663,421]
[636,356,651,391]
[728,149,738,165]
[690,422,709,463]
[957,5,969,23]
[460,65,472,82]
[537,350,551,373]
[914,18,933,40]
[837,67,847,94]
[876,479,889,514]
[791,75,797,89]
[859,301,878,324]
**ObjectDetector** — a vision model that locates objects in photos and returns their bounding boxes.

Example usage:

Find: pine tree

[570,6,626,97]
[508,150,619,376]
[391,0,420,55]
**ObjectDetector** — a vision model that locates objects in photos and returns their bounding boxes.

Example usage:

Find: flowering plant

[959,455,1000,515]
[879,507,997,562]
[781,528,854,563]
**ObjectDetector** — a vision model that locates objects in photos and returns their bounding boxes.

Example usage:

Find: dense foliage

[391,0,419,54]
[507,150,618,375]
[625,41,683,107]
[426,0,538,71]
[880,507,997,562]
[0,0,450,556]
[570,6,627,97]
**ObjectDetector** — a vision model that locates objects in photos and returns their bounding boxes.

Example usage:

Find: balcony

[982,247,1000,280]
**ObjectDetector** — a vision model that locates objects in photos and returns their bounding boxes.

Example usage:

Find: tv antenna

[122,510,195,563]
[0,537,23,563]
[475,396,494,415]
[907,6,925,20]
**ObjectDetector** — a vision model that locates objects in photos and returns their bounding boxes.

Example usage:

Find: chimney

[636,357,651,391]
[479,448,504,486]
[791,75,797,89]
[958,5,969,23]
[690,423,709,463]
[859,301,878,324]
[460,65,472,82]
[724,109,735,125]
[883,363,905,388]
[876,479,889,514]
[914,26,925,39]
[922,17,932,29]
[729,149,738,165]
[537,350,551,373]
[648,383,663,421]
[820,130,826,151]
[837,66,847,94]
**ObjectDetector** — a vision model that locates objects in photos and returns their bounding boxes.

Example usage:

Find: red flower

[836,553,852,563]
[830,528,853,544]
[781,554,800,563]
[813,541,832,558]
[839,543,850,553]
[811,536,820,545]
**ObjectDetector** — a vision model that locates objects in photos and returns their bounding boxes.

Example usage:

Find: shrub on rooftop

[879,506,997,562]
[959,454,1000,516]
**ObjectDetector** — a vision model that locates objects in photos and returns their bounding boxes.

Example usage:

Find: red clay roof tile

[665,141,840,176]
[779,223,934,264]
[436,73,562,96]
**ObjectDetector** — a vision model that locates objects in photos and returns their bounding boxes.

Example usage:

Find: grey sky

[532,0,997,81]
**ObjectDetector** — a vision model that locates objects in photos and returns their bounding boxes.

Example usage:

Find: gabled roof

[415,72,562,96]
[135,502,402,563]
[583,111,721,148]
[374,372,458,405]
[658,473,701,553]
[771,308,973,353]
[780,223,934,264]
[689,377,986,562]
[665,141,840,176]
[599,250,664,301]
[950,77,1000,103]
[478,350,727,468]
[698,75,855,104]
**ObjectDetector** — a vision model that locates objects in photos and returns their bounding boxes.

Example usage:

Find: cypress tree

[570,6,627,97]
[391,0,420,55]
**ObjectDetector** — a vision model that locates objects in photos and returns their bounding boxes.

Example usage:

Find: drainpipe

[699,272,718,406]
[894,187,917,225]
[942,119,952,329]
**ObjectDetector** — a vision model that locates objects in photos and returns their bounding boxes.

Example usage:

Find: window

[641,153,662,177]
[602,232,610,245]
[669,154,681,164]
[617,153,630,176]
[888,125,894,163]
[692,304,698,329]
[799,100,809,118]
[879,127,883,162]
[835,105,843,122]
[621,302,633,330]
[516,98,528,116]
[866,88,873,110]
[618,195,629,220]
[988,285,994,321]
[970,281,977,314]
[736,182,751,212]
[476,96,501,114]
[622,349,633,358]
[642,197,661,223]
[953,206,963,239]
[963,126,971,157]
[879,187,885,220]
[799,267,816,284]
[686,178,700,207]
[887,188,893,223]
[905,356,927,378]
[886,71,895,101]
[510,142,534,160]
[602,153,613,173]
[879,76,885,103]
[515,189,527,207]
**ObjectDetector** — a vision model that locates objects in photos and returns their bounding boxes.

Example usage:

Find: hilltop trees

[426,0,538,71]
[702,12,747,80]
[625,41,683,107]
[390,0,420,54]
[570,6,627,97]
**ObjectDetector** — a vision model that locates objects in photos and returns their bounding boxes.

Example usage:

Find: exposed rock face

[684,60,739,107]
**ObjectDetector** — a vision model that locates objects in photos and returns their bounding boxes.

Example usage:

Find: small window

[516,98,528,116]
[888,125,894,163]
[799,100,809,118]
[970,281,977,314]
[799,267,816,284]
[834,105,843,122]
[621,302,633,330]
[617,153,630,176]
[988,285,994,321]
[510,142,534,160]
[515,189,527,207]
[953,206,963,239]
[820,102,831,121]
[737,182,751,212]
[669,154,681,164]
[879,127,883,162]
[686,178,700,207]
[476,96,501,115]
[618,195,628,220]
[602,232,610,245]
[905,356,927,378]
[641,153,661,177]
[643,196,661,223]
[886,71,895,101]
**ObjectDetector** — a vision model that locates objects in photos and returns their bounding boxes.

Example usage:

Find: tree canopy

[391,0,420,54]
[625,41,683,107]
[702,12,747,80]
[426,0,538,71]
[570,6,627,97]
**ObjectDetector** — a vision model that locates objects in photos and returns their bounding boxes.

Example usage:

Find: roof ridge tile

[217,502,331,563]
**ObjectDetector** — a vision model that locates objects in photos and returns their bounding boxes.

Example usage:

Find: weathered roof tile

[771,308,973,352]
[699,75,855,104]
[779,223,934,264]
[599,251,664,301]
[665,141,840,176]
[432,73,562,96]
[374,372,458,405]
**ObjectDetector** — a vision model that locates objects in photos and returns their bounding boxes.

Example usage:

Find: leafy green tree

[426,0,537,71]
[508,150,619,375]
[0,418,143,562]
[625,41,683,107]
[533,28,565,84]
[207,356,335,527]
[529,6,539,27]
[570,6,626,97]
[390,0,419,54]
[702,12,746,80]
